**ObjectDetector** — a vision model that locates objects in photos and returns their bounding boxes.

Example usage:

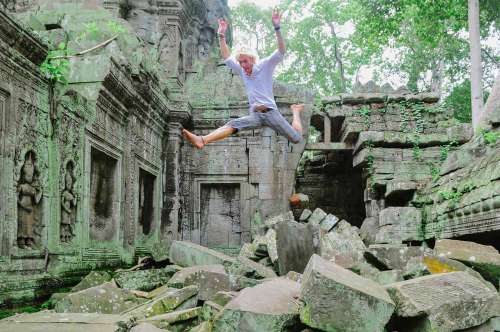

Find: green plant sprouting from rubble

[40,42,70,84]
[437,181,477,208]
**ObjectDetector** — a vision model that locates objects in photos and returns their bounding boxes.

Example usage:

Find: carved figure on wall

[17,150,42,249]
[61,161,77,243]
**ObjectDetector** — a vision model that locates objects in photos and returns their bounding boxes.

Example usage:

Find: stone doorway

[89,147,118,242]
[199,183,241,249]
[138,168,155,236]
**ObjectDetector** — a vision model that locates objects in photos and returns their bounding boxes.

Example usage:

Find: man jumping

[182,9,304,149]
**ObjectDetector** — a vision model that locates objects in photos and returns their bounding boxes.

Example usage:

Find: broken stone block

[385,180,417,201]
[229,256,277,279]
[190,321,212,332]
[169,241,236,268]
[200,300,223,322]
[71,271,112,292]
[307,208,327,226]
[184,266,231,301]
[319,214,339,233]
[359,217,378,244]
[55,282,146,314]
[115,266,179,291]
[320,220,366,268]
[264,211,294,228]
[300,254,395,332]
[126,285,198,319]
[377,207,422,242]
[213,278,301,332]
[239,242,259,261]
[434,239,500,287]
[211,291,238,307]
[167,265,226,288]
[265,229,279,263]
[385,272,500,331]
[423,255,496,290]
[139,307,201,329]
[276,220,314,274]
[365,244,426,270]
[130,322,167,332]
[299,209,312,222]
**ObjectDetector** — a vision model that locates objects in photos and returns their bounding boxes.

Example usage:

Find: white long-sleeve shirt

[224,50,284,111]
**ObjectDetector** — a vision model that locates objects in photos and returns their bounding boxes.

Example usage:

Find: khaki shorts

[224,108,302,143]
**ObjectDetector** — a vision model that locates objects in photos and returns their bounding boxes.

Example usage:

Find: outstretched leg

[182,126,236,149]
[291,104,304,135]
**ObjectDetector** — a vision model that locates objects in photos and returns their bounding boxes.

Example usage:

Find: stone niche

[199,183,242,249]
[138,168,156,236]
[89,147,119,242]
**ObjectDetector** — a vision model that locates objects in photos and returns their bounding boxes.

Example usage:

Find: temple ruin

[0,1,499,331]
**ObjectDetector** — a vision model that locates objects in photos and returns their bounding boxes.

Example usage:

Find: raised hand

[272,8,281,28]
[218,19,228,35]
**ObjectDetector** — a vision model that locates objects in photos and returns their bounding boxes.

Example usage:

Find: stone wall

[301,85,478,245]
[0,0,312,305]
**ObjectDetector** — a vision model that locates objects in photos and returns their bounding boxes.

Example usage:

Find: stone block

[319,214,339,233]
[169,241,236,268]
[366,244,426,270]
[115,267,178,291]
[167,265,226,289]
[320,220,366,268]
[308,208,327,226]
[213,279,301,332]
[184,267,231,301]
[299,209,312,222]
[434,239,500,287]
[385,272,500,331]
[276,220,314,274]
[55,282,146,314]
[71,271,112,292]
[300,255,395,332]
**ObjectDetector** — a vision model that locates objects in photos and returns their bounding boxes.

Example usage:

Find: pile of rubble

[1,209,500,332]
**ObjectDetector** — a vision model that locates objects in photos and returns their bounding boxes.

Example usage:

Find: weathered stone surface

[376,207,422,242]
[169,241,236,268]
[229,256,277,279]
[265,229,279,263]
[300,254,394,332]
[276,220,314,274]
[213,278,301,332]
[319,214,339,233]
[423,255,496,291]
[140,307,201,327]
[189,321,212,332]
[115,267,178,291]
[308,208,327,226]
[71,271,112,292]
[200,300,223,322]
[126,285,198,319]
[211,291,238,307]
[385,272,500,331]
[385,180,417,200]
[55,282,145,314]
[320,220,366,268]
[184,266,231,301]
[366,244,426,270]
[434,239,500,286]
[360,217,378,244]
[130,322,167,332]
[299,209,312,222]
[264,211,294,228]
[0,312,125,332]
[167,265,226,288]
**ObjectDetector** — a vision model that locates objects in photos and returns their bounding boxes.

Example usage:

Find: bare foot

[182,129,205,149]
[291,104,305,113]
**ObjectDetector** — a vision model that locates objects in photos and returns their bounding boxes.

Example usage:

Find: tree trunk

[468,0,484,131]
[430,59,444,95]
[327,22,347,92]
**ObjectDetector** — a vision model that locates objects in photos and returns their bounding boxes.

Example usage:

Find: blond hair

[234,47,258,63]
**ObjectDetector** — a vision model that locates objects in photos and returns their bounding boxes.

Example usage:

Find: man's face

[238,55,255,75]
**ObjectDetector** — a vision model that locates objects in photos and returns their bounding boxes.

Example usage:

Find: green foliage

[40,42,70,84]
[480,129,500,145]
[428,162,441,182]
[437,181,476,207]
[439,140,458,161]
[356,105,371,128]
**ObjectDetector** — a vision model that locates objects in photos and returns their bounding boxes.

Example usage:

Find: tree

[468,0,484,131]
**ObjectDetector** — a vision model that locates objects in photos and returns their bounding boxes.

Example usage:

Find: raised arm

[272,9,286,54]
[218,19,230,60]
